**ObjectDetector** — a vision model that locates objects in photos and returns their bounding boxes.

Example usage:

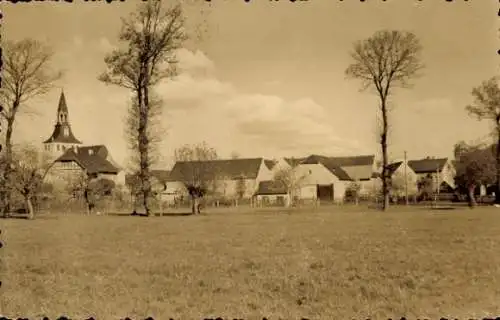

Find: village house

[43,90,125,187]
[46,145,125,186]
[166,157,274,205]
[385,160,419,198]
[254,180,290,207]
[408,157,456,192]
[282,154,376,201]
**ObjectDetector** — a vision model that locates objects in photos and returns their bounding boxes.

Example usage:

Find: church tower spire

[57,89,69,124]
[43,89,82,157]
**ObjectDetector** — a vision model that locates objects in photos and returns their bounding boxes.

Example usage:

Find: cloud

[155,49,366,157]
[175,48,215,76]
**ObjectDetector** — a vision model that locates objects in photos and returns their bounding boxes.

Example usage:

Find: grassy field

[1,205,500,319]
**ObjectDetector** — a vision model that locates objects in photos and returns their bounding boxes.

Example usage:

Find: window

[57,144,60,151]
[63,127,69,137]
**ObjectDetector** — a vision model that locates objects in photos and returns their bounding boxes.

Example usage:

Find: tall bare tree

[0,39,61,217]
[10,144,54,219]
[465,76,500,204]
[99,1,187,216]
[345,30,424,211]
[173,142,218,214]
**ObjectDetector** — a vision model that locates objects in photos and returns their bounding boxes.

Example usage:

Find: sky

[2,0,498,169]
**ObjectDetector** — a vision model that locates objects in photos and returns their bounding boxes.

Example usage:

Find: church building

[43,90,125,186]
[43,90,82,157]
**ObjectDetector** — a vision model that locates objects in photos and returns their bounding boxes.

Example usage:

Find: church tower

[43,90,82,157]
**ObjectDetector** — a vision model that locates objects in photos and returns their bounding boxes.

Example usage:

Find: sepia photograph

[0,0,498,318]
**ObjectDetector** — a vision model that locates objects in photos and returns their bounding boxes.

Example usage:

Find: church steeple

[57,90,69,124]
[43,90,82,156]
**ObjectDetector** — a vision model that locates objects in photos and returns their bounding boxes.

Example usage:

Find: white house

[167,158,273,203]
[293,162,349,203]
[408,157,456,191]
[386,160,419,198]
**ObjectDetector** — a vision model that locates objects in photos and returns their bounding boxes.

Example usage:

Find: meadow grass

[1,205,500,319]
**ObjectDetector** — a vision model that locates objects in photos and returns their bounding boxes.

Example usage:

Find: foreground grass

[1,206,500,319]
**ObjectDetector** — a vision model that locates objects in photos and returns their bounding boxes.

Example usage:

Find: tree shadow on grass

[107,211,195,217]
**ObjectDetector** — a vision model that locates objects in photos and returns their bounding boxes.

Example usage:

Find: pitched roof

[302,154,375,167]
[125,170,171,187]
[43,91,82,144]
[322,164,352,181]
[300,154,375,180]
[55,145,119,174]
[58,90,69,114]
[386,161,403,176]
[255,180,288,195]
[264,159,277,170]
[43,124,82,144]
[169,158,263,182]
[151,170,170,184]
[408,158,448,174]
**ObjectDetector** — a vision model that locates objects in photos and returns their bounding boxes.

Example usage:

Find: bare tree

[10,144,54,219]
[273,167,307,206]
[345,30,424,211]
[465,76,500,204]
[67,172,115,215]
[173,142,218,214]
[99,1,187,216]
[345,180,362,205]
[0,39,62,217]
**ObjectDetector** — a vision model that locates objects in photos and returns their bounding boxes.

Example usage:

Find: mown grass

[1,205,500,319]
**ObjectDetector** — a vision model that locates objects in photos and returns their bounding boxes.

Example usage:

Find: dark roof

[386,161,403,176]
[302,154,375,167]
[322,164,352,181]
[55,145,119,174]
[43,124,82,144]
[408,158,448,174]
[169,158,263,182]
[255,180,288,195]
[151,170,170,184]
[264,159,277,170]
[43,91,82,144]
[58,91,69,114]
[300,154,375,180]
[125,170,170,187]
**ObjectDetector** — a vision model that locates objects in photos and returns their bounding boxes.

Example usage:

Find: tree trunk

[468,185,477,208]
[1,118,15,218]
[496,127,500,204]
[191,196,198,215]
[137,86,152,217]
[25,196,35,220]
[381,101,390,211]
